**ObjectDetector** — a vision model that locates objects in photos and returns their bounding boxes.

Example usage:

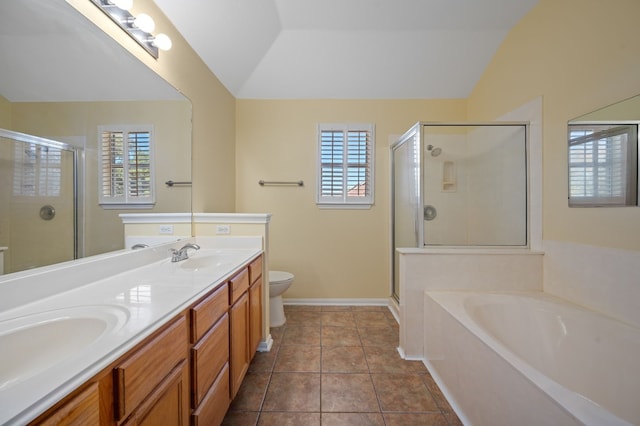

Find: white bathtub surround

[0,237,262,425]
[397,248,543,359]
[424,291,638,425]
[543,240,640,328]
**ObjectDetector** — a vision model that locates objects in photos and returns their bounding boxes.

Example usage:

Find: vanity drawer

[191,313,229,408]
[191,363,230,426]
[190,284,229,343]
[229,268,249,304]
[114,315,187,421]
[248,255,263,284]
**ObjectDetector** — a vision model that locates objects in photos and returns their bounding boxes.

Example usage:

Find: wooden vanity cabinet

[229,255,264,398]
[114,315,189,424]
[32,382,99,426]
[29,253,264,426]
[190,284,231,425]
[248,256,263,355]
[229,269,250,399]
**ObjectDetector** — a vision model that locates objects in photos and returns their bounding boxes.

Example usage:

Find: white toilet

[268,270,294,327]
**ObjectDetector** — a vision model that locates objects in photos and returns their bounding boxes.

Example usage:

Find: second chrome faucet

[170,243,201,262]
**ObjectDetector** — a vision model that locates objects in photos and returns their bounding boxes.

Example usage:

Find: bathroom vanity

[0,238,264,426]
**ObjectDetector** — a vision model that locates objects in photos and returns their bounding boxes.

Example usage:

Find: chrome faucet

[170,243,201,262]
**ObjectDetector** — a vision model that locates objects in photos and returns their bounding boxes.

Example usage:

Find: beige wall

[68,0,640,303]
[68,0,237,214]
[11,100,190,256]
[0,95,10,128]
[236,100,467,299]
[467,0,640,250]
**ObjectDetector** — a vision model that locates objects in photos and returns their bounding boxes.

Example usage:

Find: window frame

[98,124,156,209]
[316,123,375,209]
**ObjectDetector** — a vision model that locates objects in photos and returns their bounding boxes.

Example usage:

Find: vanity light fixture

[132,13,155,33]
[110,0,133,11]
[90,0,172,59]
[151,33,172,51]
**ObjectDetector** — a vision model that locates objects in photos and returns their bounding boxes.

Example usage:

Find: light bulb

[133,13,155,33]
[111,0,133,11]
[152,33,172,51]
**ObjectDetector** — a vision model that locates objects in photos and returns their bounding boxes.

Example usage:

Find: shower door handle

[39,205,56,221]
[424,205,437,221]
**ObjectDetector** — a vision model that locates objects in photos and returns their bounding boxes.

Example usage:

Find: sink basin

[0,305,129,391]
[178,253,236,271]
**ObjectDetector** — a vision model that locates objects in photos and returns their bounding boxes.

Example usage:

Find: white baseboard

[387,297,400,323]
[257,334,274,352]
[283,298,390,306]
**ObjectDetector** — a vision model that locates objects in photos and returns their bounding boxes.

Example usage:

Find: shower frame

[390,121,530,302]
[0,128,83,265]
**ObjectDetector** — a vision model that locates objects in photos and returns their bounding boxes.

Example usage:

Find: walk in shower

[391,122,528,301]
[0,129,81,274]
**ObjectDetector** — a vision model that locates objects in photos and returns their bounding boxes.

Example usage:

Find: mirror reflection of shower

[0,129,80,274]
[426,144,442,157]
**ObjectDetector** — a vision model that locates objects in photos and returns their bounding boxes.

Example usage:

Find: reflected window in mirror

[99,124,155,208]
[568,123,638,207]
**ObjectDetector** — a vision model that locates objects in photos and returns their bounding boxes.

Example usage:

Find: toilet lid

[269,270,294,284]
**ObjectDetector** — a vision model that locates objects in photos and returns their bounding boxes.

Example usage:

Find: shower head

[427,145,442,157]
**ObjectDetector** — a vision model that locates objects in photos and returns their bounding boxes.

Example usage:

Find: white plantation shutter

[317,123,374,207]
[13,142,62,197]
[568,124,638,206]
[99,125,155,207]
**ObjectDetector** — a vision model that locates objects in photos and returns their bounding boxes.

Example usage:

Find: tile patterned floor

[222,305,462,426]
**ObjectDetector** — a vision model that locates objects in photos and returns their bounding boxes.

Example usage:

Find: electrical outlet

[216,224,231,234]
[159,225,174,234]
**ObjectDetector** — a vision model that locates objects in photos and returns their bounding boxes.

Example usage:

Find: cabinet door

[249,276,263,356]
[229,292,250,398]
[123,360,189,426]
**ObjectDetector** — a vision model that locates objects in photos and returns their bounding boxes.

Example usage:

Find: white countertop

[0,237,262,425]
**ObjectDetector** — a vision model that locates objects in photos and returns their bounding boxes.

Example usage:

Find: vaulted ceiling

[154,0,539,99]
[0,0,539,103]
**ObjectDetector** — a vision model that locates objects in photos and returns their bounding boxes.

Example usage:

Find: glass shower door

[391,122,528,302]
[422,124,527,246]
[0,130,78,274]
[391,124,423,301]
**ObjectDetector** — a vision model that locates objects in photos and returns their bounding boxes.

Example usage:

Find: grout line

[230,305,459,425]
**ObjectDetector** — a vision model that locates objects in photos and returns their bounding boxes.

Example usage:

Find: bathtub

[423,291,639,426]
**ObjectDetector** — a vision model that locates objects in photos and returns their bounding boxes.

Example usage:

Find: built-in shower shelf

[442,161,457,192]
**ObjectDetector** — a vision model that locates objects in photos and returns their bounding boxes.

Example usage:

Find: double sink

[0,244,261,425]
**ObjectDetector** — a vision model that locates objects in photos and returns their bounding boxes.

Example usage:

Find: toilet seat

[269,270,293,284]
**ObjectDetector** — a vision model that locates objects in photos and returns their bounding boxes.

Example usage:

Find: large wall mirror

[0,0,192,274]
[568,95,639,207]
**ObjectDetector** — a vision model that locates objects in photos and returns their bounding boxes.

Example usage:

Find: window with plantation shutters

[12,142,62,197]
[317,123,374,208]
[98,125,155,208]
[568,123,638,206]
